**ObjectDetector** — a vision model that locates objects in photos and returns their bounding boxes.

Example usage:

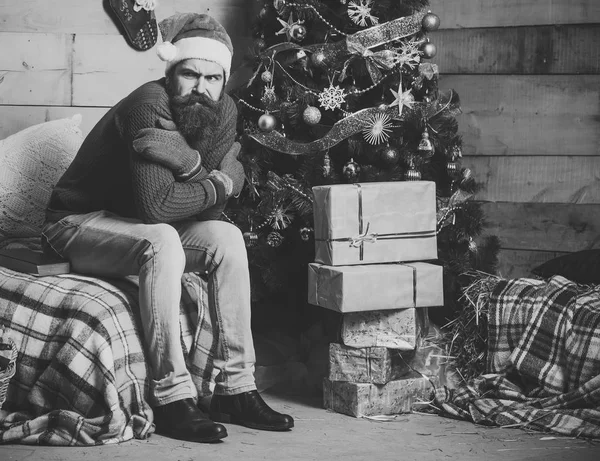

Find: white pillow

[0,115,83,240]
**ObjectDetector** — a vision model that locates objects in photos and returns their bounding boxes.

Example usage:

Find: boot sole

[210,411,294,431]
[155,427,228,443]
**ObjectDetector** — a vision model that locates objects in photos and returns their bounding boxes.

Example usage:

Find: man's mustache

[173,92,218,108]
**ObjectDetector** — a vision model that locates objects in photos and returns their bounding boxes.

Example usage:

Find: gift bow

[349,223,378,248]
[342,42,402,84]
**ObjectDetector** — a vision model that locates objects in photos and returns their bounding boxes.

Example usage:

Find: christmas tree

[225,0,499,368]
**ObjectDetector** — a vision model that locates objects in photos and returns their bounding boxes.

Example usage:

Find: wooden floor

[1,390,599,461]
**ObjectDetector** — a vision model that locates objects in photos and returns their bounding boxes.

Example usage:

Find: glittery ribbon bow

[342,42,402,83]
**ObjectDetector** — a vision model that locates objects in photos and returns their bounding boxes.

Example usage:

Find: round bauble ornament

[299,227,313,242]
[258,113,277,132]
[311,50,327,68]
[421,41,437,59]
[243,231,258,248]
[290,24,307,42]
[267,231,284,248]
[255,37,266,50]
[379,145,400,166]
[422,12,441,32]
[378,103,388,111]
[303,106,322,125]
[342,158,361,182]
[261,70,273,83]
[405,168,422,181]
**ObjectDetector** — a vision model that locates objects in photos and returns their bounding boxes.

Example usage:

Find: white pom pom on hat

[156,13,233,81]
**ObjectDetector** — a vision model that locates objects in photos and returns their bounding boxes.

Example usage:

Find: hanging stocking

[107,0,158,51]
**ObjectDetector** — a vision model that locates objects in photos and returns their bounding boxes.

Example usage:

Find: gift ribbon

[315,184,436,261]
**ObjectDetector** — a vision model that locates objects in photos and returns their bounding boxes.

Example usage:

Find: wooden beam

[0,33,72,105]
[481,202,600,252]
[0,105,109,139]
[431,24,600,74]
[428,0,600,29]
[464,156,600,204]
[495,248,562,280]
[438,75,600,157]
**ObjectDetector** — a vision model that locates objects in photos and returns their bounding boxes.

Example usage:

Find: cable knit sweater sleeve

[116,101,227,224]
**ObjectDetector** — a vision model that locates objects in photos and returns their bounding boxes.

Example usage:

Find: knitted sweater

[46,78,238,224]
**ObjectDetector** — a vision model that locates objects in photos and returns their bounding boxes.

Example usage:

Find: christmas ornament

[418,129,434,156]
[258,113,277,132]
[447,161,459,176]
[255,37,266,50]
[318,84,346,111]
[469,237,478,253]
[363,112,393,145]
[389,82,415,118]
[267,231,284,248]
[348,0,379,27]
[290,23,307,42]
[269,206,293,230]
[310,50,327,68]
[303,106,322,125]
[421,40,437,59]
[405,168,421,181]
[243,231,258,248]
[261,70,273,83]
[379,145,400,166]
[422,12,441,32]
[462,168,472,181]
[259,6,269,20]
[322,151,332,177]
[343,158,361,181]
[300,227,313,242]
[276,13,305,42]
[449,145,463,161]
[261,86,278,110]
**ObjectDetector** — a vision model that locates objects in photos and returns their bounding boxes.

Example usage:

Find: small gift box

[307,262,443,313]
[341,307,429,350]
[328,343,413,385]
[323,376,433,417]
[312,181,437,266]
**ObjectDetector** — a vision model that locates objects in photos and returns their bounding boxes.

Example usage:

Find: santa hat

[156,13,233,81]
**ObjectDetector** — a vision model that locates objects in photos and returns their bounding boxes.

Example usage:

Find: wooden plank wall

[3,0,600,280]
[0,0,252,136]
[429,0,600,278]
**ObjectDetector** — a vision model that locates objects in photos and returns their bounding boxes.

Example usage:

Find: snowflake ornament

[348,0,379,27]
[318,84,347,111]
[363,112,393,145]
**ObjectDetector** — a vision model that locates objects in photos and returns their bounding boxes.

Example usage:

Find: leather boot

[154,398,228,443]
[209,390,294,431]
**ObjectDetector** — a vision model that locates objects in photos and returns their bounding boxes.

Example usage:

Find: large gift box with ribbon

[307,262,443,313]
[312,181,437,266]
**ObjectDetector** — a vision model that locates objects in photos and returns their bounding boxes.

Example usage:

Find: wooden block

[323,377,433,417]
[341,308,429,350]
[328,343,411,385]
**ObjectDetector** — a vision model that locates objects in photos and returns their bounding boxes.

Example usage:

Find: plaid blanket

[434,276,600,438]
[0,267,217,445]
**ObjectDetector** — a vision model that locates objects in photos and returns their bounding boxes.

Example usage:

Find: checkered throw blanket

[0,267,218,445]
[434,276,600,438]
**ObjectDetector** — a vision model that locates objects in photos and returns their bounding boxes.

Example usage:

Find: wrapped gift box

[341,307,429,349]
[323,376,433,417]
[328,343,412,384]
[312,181,437,266]
[308,262,443,313]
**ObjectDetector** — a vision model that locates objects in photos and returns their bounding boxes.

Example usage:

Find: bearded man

[42,13,293,444]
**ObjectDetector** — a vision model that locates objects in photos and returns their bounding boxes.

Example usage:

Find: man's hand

[132,118,202,181]
[219,142,245,196]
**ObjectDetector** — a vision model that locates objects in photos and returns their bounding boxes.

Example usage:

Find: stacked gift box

[307,181,444,418]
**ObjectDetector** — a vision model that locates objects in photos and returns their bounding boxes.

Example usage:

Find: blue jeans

[42,210,256,406]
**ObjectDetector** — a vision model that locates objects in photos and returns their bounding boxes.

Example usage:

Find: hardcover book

[0,248,70,276]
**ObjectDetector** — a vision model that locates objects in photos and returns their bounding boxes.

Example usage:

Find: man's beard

[169,92,222,141]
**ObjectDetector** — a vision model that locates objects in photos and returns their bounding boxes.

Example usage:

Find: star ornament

[389,84,415,118]
[276,13,304,41]
[362,112,393,145]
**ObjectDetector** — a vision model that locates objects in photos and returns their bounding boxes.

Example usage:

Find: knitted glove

[208,170,233,200]
[219,142,245,196]
[132,118,202,181]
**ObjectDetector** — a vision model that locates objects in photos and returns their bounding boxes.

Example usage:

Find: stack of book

[308,181,444,417]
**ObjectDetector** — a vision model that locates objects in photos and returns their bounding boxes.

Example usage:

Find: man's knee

[145,223,186,267]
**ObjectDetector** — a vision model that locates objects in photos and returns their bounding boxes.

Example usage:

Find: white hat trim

[165,36,232,79]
